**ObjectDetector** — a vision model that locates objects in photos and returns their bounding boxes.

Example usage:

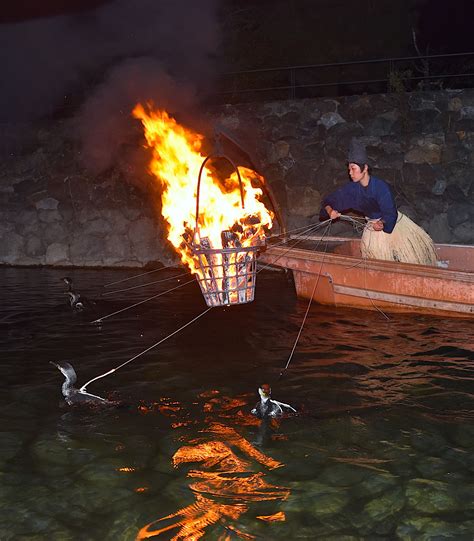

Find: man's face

[348,163,365,182]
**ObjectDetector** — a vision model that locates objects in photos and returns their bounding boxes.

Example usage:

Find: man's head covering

[347,138,368,165]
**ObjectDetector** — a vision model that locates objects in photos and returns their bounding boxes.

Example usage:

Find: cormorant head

[62,276,73,287]
[258,383,272,401]
[50,361,78,386]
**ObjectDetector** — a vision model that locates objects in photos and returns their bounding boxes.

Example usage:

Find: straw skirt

[361,212,437,266]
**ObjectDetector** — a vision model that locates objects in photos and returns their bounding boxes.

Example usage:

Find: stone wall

[213,88,474,243]
[0,202,164,268]
[0,135,170,267]
[0,88,473,268]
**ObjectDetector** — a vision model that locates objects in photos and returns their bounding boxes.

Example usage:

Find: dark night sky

[2,0,473,52]
[0,1,111,23]
[1,0,472,171]
[0,0,220,170]
[2,0,472,121]
[0,0,219,121]
[417,0,474,53]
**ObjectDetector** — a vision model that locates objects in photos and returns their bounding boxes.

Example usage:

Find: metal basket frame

[191,154,263,307]
[193,244,260,307]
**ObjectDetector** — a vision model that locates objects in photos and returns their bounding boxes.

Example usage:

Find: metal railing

[217,51,474,103]
[1,52,474,158]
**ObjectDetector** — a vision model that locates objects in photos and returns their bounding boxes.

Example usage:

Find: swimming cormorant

[61,277,85,311]
[50,361,112,406]
[251,383,296,418]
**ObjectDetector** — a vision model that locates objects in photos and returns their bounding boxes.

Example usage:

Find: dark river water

[0,266,473,540]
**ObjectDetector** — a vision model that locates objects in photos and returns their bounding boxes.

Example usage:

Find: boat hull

[258,239,474,318]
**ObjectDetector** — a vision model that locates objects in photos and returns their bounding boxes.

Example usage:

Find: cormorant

[61,277,85,311]
[50,361,112,406]
[251,383,296,418]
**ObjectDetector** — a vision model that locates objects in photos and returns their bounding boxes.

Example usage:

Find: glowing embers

[192,231,260,307]
[133,104,273,307]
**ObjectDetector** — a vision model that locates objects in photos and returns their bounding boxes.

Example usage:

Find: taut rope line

[266,219,335,240]
[257,219,333,274]
[257,215,362,275]
[90,279,195,324]
[103,262,183,288]
[101,221,328,291]
[278,220,333,379]
[102,272,189,296]
[81,307,212,393]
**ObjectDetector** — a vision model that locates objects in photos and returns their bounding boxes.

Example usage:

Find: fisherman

[320,139,438,266]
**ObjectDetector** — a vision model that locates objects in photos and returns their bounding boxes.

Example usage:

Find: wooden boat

[258,236,474,318]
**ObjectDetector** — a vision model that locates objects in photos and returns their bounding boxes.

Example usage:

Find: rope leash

[278,220,333,380]
[103,262,183,288]
[102,271,189,296]
[276,213,389,381]
[81,307,212,393]
[90,279,195,324]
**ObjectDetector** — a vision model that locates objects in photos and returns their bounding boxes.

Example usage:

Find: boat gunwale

[262,240,474,284]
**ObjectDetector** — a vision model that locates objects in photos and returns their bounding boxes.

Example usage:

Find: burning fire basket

[191,155,264,307]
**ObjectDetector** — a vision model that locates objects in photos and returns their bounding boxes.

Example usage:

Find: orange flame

[133,103,273,278]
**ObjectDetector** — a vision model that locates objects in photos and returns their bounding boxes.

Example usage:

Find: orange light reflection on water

[206,422,284,470]
[137,394,289,540]
[136,494,247,540]
[256,511,286,522]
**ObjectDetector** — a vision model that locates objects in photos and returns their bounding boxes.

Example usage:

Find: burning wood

[197,236,220,307]
[192,229,261,307]
[133,104,273,306]
[220,230,236,305]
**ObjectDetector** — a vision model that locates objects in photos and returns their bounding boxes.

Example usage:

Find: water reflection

[0,268,473,540]
[138,392,289,540]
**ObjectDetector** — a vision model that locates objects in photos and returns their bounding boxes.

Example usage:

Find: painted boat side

[258,240,474,318]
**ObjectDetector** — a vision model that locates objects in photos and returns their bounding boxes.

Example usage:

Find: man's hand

[371,219,384,231]
[325,205,341,220]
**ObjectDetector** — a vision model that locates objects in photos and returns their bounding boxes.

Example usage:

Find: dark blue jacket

[321,176,398,233]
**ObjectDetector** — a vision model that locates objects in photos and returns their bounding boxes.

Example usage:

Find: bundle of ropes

[80,213,426,392]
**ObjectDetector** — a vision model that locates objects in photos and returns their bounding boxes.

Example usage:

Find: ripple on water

[0,267,473,539]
